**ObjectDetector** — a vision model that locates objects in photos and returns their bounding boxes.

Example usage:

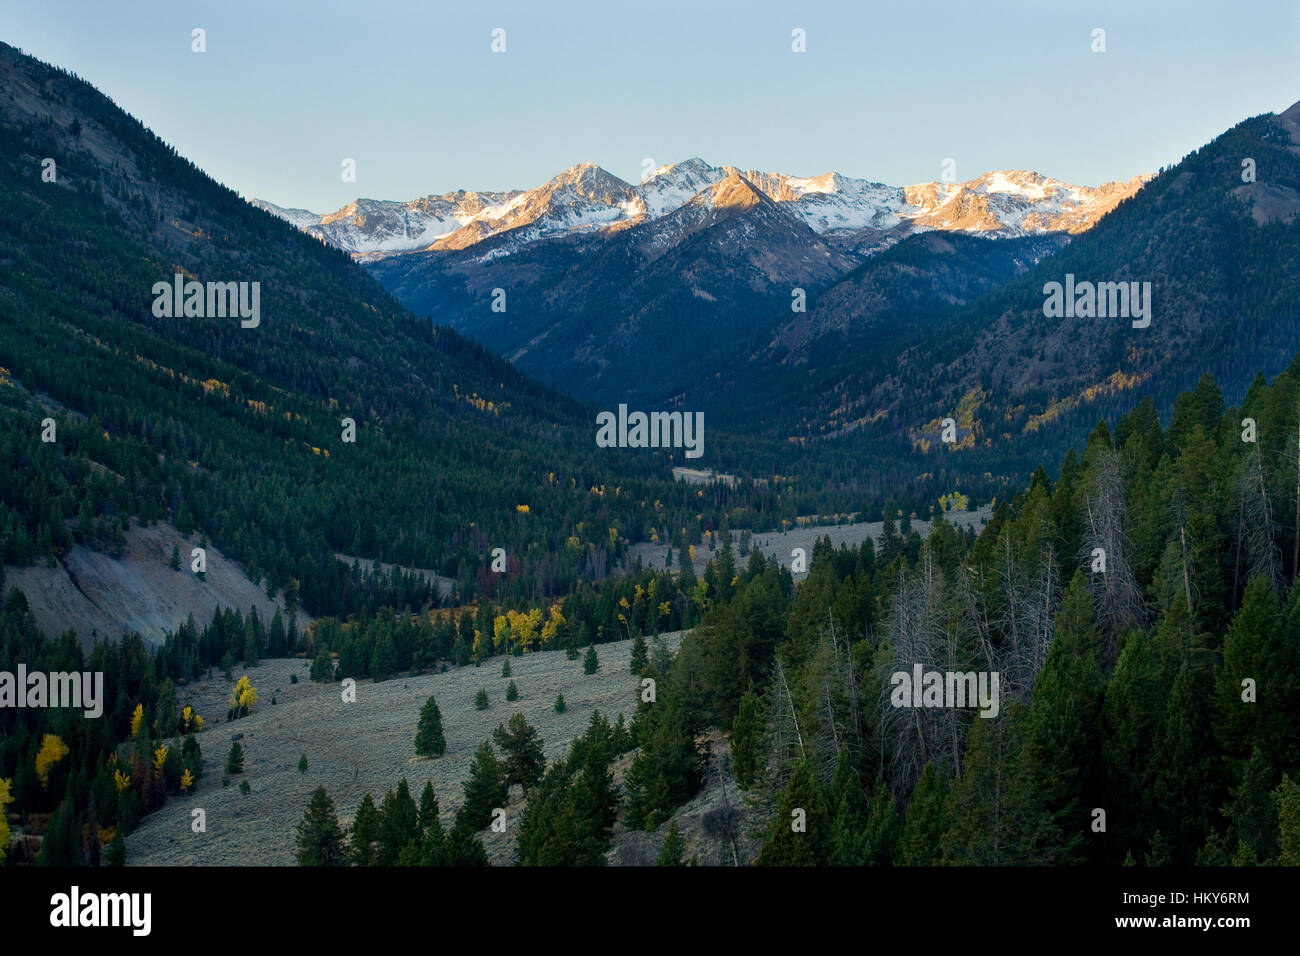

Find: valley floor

[125,633,681,866]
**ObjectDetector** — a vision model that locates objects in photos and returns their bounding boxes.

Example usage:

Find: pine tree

[630,632,648,674]
[755,760,826,866]
[501,657,511,677]
[941,705,1057,865]
[505,680,519,702]
[298,753,308,774]
[310,650,334,682]
[378,778,419,865]
[583,644,599,675]
[1217,576,1293,770]
[730,688,763,789]
[494,713,545,794]
[419,780,446,866]
[443,807,489,866]
[1153,657,1220,864]
[1226,746,1281,863]
[415,695,446,757]
[349,793,381,866]
[1027,571,1106,863]
[657,821,687,865]
[296,787,348,866]
[897,762,949,865]
[225,741,244,774]
[554,693,566,713]
[461,742,508,830]
[37,803,71,865]
[475,688,489,710]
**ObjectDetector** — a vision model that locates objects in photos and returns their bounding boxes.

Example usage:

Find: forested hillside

[288,361,1300,866]
[0,41,818,616]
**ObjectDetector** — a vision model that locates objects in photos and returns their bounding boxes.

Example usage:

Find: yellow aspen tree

[35,734,70,788]
[129,703,144,738]
[153,746,168,777]
[230,675,258,711]
[179,769,194,792]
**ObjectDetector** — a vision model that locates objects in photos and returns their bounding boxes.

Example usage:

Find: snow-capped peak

[252,161,1148,258]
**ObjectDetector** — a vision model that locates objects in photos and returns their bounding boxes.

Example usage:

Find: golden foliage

[35,734,70,789]
[540,603,564,646]
[153,746,168,777]
[180,704,204,733]
[129,703,144,738]
[230,675,258,711]
[179,769,194,792]
[113,769,131,792]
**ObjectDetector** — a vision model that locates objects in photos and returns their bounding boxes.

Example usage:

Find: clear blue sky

[4,0,1298,212]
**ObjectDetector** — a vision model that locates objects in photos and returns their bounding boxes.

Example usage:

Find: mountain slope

[0,41,787,622]
[856,101,1300,476]
[370,173,858,404]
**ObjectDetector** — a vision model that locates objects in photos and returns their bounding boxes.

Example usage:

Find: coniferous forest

[1,10,1298,942]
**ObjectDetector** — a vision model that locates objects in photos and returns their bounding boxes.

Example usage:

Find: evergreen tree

[377,778,419,865]
[896,762,949,865]
[941,705,1057,865]
[225,741,244,774]
[1224,745,1280,863]
[418,781,446,865]
[415,694,447,757]
[298,753,308,774]
[505,680,519,702]
[554,693,566,713]
[630,632,648,674]
[443,807,489,866]
[755,761,826,866]
[349,793,381,866]
[493,713,546,794]
[1027,571,1106,863]
[461,742,508,830]
[310,649,334,682]
[656,821,686,866]
[730,688,763,789]
[583,644,599,675]
[296,787,348,866]
[475,688,490,710]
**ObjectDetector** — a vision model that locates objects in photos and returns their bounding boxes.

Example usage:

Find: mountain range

[254,159,1147,259]
[255,101,1300,496]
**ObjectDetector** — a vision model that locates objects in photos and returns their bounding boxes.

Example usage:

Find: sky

[4,0,1298,212]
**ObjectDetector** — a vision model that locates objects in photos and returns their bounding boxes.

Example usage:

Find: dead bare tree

[1081,448,1146,666]
[1236,441,1284,595]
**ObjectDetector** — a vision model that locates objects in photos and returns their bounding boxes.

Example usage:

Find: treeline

[620,365,1300,865]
